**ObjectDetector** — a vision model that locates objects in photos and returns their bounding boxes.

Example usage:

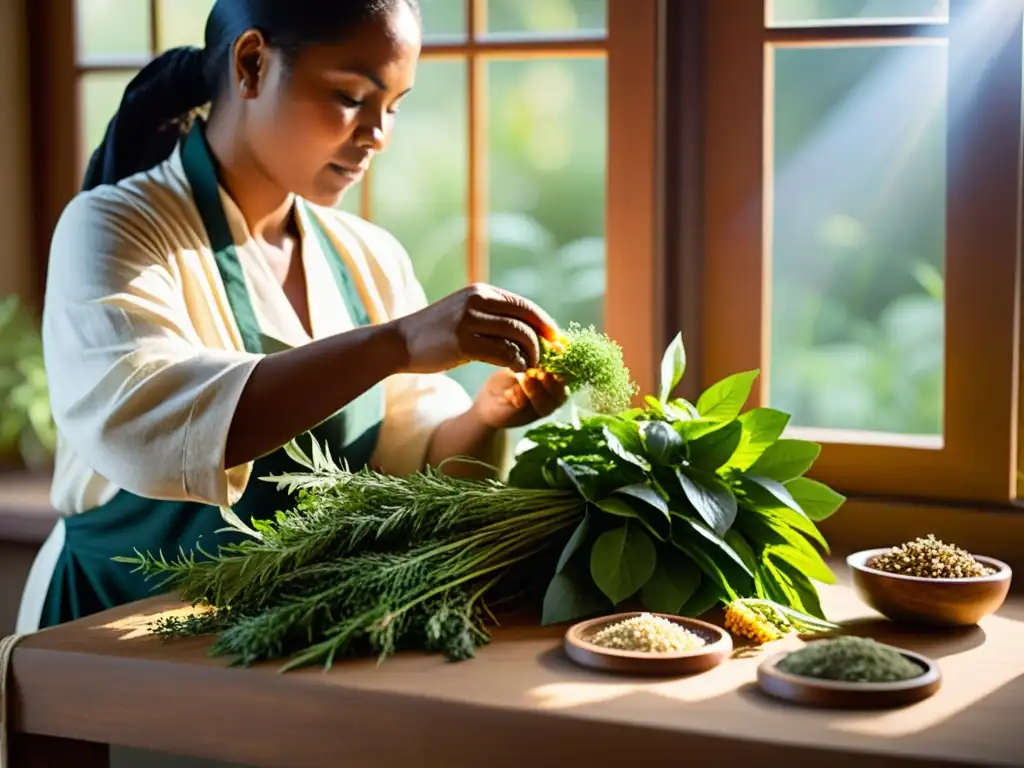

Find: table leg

[9,734,109,767]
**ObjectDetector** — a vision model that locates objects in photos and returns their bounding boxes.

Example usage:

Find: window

[31,0,660,452]
[702,0,1022,504]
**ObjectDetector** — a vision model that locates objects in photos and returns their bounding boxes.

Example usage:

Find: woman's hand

[393,283,559,374]
[472,368,568,429]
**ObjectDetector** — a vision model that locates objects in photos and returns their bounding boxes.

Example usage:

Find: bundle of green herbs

[512,333,846,628]
[118,444,588,670]
[118,332,846,671]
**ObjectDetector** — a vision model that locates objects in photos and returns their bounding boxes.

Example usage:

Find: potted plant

[0,295,55,474]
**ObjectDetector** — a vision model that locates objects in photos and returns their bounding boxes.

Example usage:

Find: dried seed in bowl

[590,613,706,653]
[866,534,995,579]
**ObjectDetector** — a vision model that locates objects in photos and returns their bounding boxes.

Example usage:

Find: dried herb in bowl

[777,637,924,683]
[867,535,995,579]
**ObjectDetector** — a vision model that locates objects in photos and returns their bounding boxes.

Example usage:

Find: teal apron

[38,123,385,628]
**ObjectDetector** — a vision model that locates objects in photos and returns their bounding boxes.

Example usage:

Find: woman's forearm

[425,406,508,480]
[224,321,408,468]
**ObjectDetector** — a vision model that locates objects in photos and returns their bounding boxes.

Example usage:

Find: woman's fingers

[462,334,529,372]
[463,309,541,369]
[521,370,565,417]
[466,284,560,343]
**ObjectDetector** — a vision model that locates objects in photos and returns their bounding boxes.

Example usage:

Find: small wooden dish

[848,549,1012,626]
[757,645,941,709]
[564,612,732,676]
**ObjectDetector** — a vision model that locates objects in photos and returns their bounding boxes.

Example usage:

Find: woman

[15,0,565,634]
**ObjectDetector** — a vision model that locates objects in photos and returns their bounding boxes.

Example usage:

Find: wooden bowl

[564,612,732,676]
[757,645,941,709]
[847,549,1012,627]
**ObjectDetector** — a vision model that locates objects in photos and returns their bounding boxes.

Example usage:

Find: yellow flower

[724,601,783,645]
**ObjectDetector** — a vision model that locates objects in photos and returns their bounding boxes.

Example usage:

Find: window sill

[0,471,58,544]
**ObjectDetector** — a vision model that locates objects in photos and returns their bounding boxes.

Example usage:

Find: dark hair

[82,0,420,192]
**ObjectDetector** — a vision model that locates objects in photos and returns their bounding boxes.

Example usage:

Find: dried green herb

[538,322,637,413]
[777,636,923,683]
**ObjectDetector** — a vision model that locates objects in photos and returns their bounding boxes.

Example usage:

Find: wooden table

[5,578,1024,767]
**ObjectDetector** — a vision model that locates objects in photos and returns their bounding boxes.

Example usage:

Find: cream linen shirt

[16,145,472,633]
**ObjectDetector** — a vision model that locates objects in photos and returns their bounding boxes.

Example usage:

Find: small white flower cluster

[590,613,706,653]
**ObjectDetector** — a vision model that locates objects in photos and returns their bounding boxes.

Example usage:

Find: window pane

[768,0,948,27]
[156,0,215,51]
[488,57,607,437]
[768,43,946,437]
[76,0,150,60]
[80,71,136,179]
[421,0,467,40]
[486,0,606,37]
[368,60,471,390]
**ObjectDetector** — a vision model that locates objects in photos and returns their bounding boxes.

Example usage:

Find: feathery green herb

[538,322,637,413]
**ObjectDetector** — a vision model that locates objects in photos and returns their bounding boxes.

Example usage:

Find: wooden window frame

[700,0,1023,506]
[26,0,663,400]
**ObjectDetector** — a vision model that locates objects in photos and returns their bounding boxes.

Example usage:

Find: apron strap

[179,122,375,355]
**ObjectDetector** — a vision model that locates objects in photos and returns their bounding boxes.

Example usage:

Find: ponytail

[80,0,421,192]
[81,46,210,191]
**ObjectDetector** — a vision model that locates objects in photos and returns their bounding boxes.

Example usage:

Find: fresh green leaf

[556,513,592,574]
[740,474,804,515]
[695,369,760,421]
[746,439,821,483]
[602,424,651,472]
[676,468,738,536]
[642,421,684,465]
[283,439,314,472]
[542,560,612,625]
[218,506,264,541]
[767,557,828,620]
[762,505,830,553]
[784,477,846,521]
[670,518,753,598]
[658,332,687,402]
[724,529,758,574]
[614,483,670,518]
[687,420,743,471]
[644,395,667,419]
[507,445,554,489]
[640,553,700,614]
[671,398,702,419]
[596,496,669,541]
[674,417,727,442]
[725,408,790,470]
[736,512,835,585]
[590,523,657,604]
[676,517,753,579]
[556,459,597,501]
[678,577,725,618]
[661,401,691,422]
[524,422,577,451]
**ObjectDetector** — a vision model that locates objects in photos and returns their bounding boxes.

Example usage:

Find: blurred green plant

[0,296,55,470]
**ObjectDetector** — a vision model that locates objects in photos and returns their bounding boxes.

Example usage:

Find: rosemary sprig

[117,442,587,670]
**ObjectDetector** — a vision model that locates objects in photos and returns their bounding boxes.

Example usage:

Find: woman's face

[238,3,422,207]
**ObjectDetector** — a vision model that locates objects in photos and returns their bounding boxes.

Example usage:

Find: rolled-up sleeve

[43,190,264,506]
[364,225,473,476]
